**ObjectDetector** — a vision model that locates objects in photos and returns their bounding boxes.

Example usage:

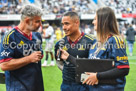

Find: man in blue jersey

[0,4,44,91]
[55,12,96,91]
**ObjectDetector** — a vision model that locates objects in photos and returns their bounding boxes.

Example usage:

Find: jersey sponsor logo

[116,56,128,61]
[1,50,10,57]
[88,54,100,59]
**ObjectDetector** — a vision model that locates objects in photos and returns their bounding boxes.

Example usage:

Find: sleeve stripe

[0,58,12,63]
[117,36,125,48]
[120,38,125,48]
[85,35,94,40]
[6,30,15,44]
[116,36,122,48]
[117,65,129,69]
[116,36,125,48]
[3,33,9,44]
[113,36,120,48]
[3,31,13,44]
[3,30,15,44]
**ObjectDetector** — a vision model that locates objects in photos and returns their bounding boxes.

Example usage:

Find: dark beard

[32,29,38,32]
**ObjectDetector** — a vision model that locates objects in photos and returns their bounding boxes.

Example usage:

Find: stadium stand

[0,0,136,39]
[0,0,136,14]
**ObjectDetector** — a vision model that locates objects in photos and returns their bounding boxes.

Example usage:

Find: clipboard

[0,72,5,84]
[75,58,117,84]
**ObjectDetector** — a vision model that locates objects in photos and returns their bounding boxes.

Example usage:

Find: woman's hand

[82,72,98,85]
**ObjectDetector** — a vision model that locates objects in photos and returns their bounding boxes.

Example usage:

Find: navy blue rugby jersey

[0,26,44,91]
[88,35,129,88]
[55,32,96,82]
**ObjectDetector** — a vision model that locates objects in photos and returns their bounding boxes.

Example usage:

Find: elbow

[0,66,7,71]
[0,64,8,71]
[0,67,6,71]
[122,68,129,76]
[1,69,7,71]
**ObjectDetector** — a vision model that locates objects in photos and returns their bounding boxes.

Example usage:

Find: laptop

[0,72,5,84]
[75,58,117,84]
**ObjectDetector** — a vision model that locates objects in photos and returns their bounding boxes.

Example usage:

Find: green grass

[0,63,62,91]
[0,66,62,91]
[125,60,136,91]
[0,42,136,91]
[42,66,62,91]
[124,42,136,91]
[0,59,136,91]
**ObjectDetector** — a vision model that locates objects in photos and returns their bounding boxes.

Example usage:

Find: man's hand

[83,72,98,85]
[0,51,42,71]
[57,49,69,60]
[28,51,42,63]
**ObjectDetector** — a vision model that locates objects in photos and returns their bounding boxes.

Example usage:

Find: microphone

[35,40,42,63]
[57,39,65,61]
[35,39,41,51]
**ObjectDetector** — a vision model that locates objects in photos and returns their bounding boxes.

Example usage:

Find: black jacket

[126,27,136,41]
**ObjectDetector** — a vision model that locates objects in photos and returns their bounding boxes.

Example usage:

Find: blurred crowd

[0,21,136,41]
[0,0,136,55]
[0,20,136,56]
[0,0,136,14]
[41,0,94,14]
[0,0,22,14]
[104,0,136,14]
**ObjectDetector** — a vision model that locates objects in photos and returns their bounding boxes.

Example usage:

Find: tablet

[75,58,117,84]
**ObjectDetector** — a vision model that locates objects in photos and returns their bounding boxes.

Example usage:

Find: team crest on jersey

[18,40,25,46]
[62,46,68,51]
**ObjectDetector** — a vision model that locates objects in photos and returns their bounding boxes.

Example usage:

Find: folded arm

[0,51,42,71]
